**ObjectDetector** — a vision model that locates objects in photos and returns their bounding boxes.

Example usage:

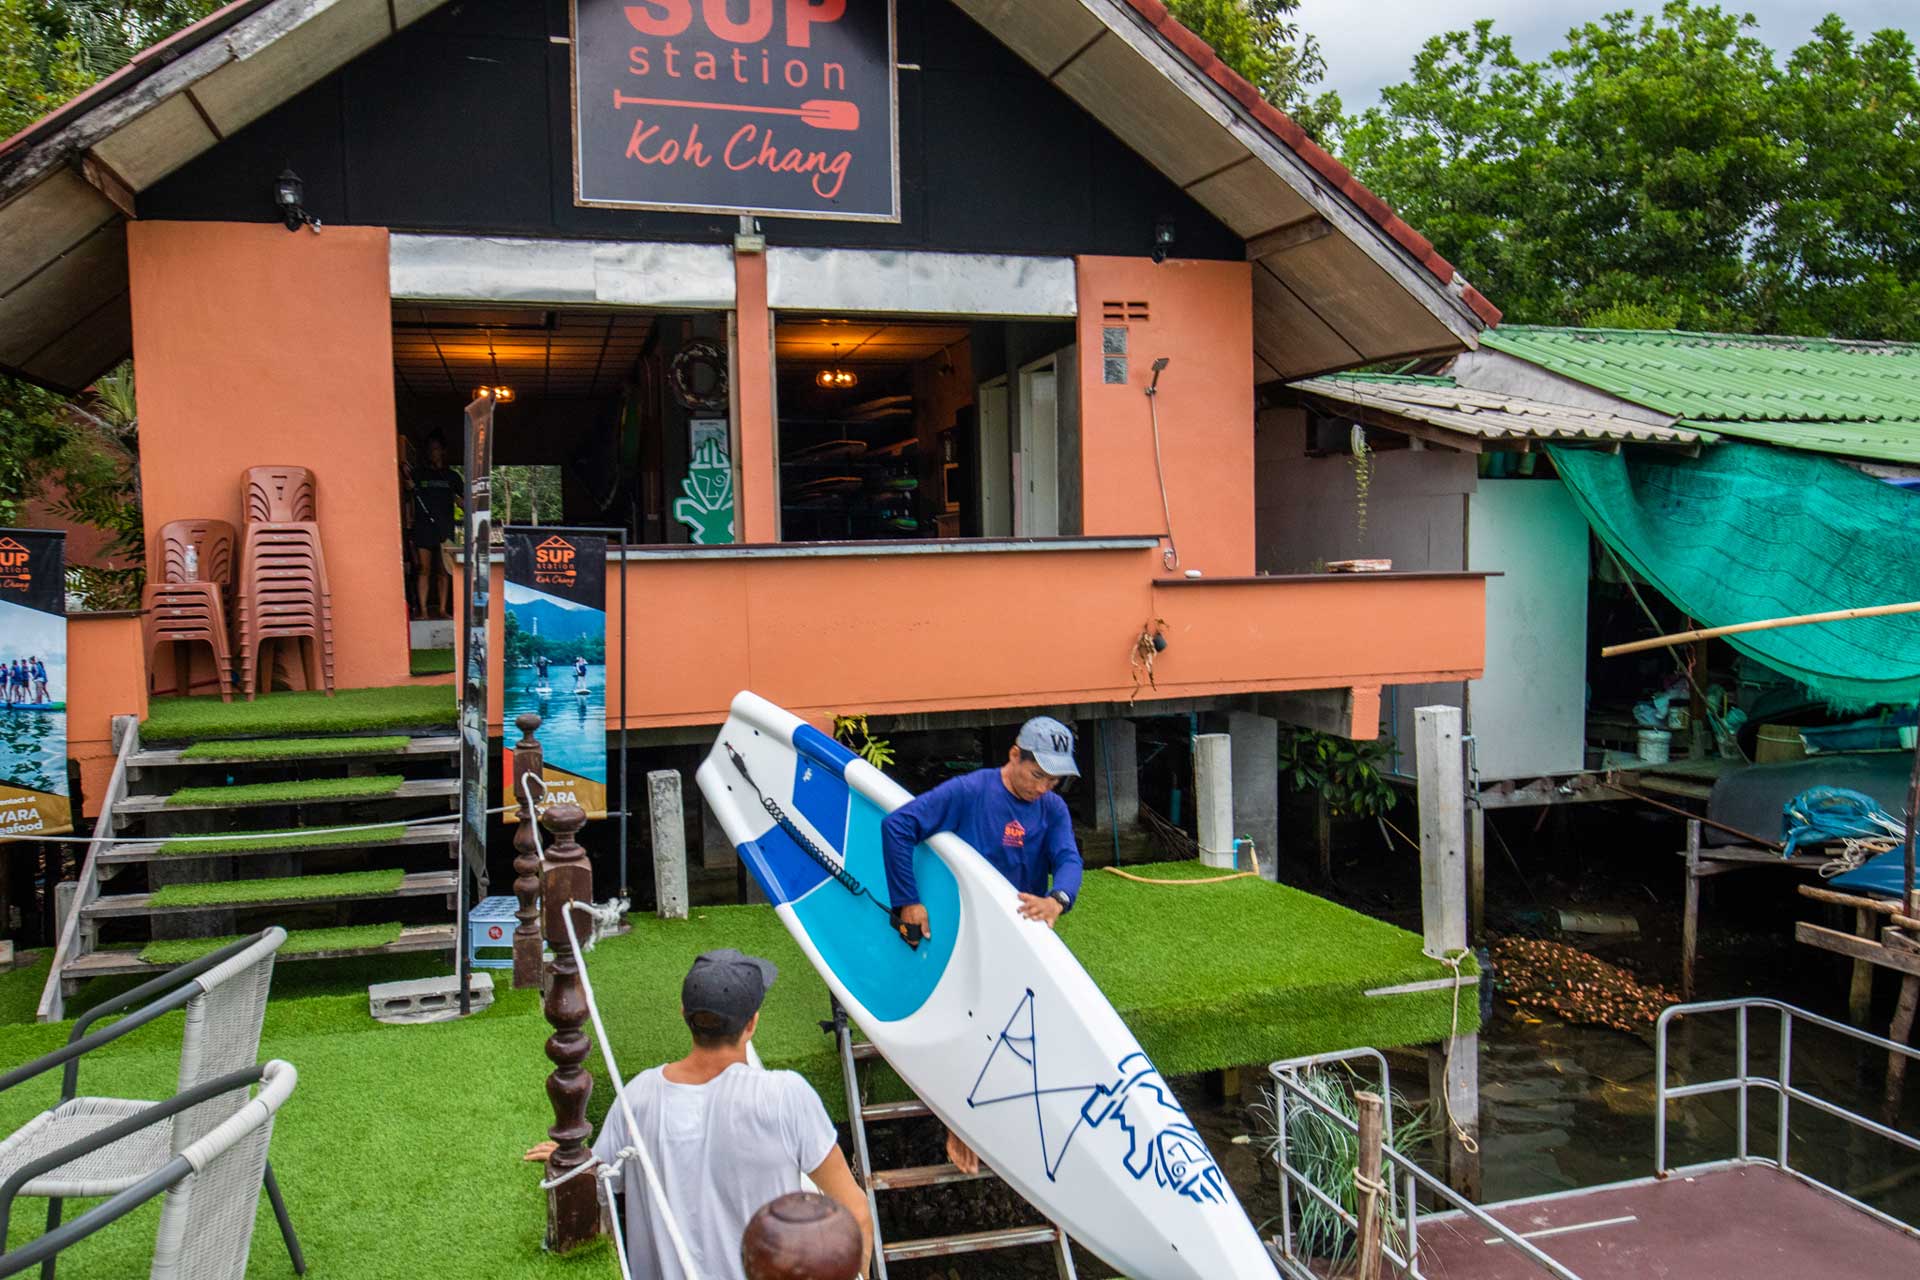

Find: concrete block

[369,972,494,1024]
[1193,733,1234,868]
[1092,719,1139,832]
[648,770,690,920]
[1228,710,1280,882]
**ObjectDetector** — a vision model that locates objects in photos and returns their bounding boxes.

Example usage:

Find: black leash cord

[724,742,890,915]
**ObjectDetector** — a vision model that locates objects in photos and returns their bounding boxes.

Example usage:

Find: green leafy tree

[1166,0,1328,125]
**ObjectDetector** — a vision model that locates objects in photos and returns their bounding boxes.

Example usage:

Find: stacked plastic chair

[141,519,236,702]
[236,466,335,700]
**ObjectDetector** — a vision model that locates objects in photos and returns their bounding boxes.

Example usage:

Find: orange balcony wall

[472,543,1486,737]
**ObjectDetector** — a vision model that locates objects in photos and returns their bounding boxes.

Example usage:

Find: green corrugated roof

[1480,326,1920,463]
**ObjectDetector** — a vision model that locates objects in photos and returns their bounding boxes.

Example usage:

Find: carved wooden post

[541,802,601,1252]
[740,1192,863,1280]
[511,712,546,989]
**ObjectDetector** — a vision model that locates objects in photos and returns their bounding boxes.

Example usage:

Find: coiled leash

[722,741,925,945]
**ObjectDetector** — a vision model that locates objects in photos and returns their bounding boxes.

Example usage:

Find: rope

[558,899,704,1279]
[1352,1169,1389,1198]
[1099,838,1261,885]
[1821,837,1899,880]
[721,742,889,917]
[1432,948,1481,1157]
[1146,376,1179,571]
[0,812,472,846]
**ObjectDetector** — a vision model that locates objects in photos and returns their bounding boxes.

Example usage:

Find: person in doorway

[32,656,48,703]
[881,715,1086,1175]
[409,435,461,619]
[528,949,872,1280]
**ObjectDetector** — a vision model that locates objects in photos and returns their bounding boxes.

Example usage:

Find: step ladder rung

[868,1162,996,1192]
[882,1225,1061,1263]
[860,1099,931,1123]
[850,1040,882,1062]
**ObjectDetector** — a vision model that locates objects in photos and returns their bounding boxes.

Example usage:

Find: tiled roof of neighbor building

[1290,373,1705,447]
[1480,326,1920,463]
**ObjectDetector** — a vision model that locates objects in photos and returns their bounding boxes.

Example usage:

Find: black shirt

[413,466,461,534]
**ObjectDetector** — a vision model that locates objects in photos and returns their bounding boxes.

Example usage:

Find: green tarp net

[1548,441,1920,710]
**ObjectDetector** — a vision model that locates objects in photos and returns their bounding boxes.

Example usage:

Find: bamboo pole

[1353,1091,1386,1280]
[1601,600,1920,658]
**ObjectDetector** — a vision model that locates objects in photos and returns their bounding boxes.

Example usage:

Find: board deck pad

[698,692,1277,1279]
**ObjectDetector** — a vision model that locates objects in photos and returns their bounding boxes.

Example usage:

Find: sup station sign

[571,0,900,221]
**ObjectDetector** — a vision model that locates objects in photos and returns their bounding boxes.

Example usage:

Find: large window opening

[774,315,1076,542]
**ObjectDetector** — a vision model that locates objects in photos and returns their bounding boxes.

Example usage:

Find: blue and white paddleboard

[697,692,1278,1280]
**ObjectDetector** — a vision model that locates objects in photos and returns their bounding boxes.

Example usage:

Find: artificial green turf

[156,823,411,857]
[181,735,412,762]
[0,952,48,1026]
[148,869,405,909]
[142,684,456,743]
[0,867,1475,1279]
[409,648,456,676]
[139,923,403,966]
[166,774,403,807]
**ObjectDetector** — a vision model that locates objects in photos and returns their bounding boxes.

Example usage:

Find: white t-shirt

[591,1061,838,1280]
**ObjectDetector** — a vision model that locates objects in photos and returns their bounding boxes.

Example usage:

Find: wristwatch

[1048,889,1073,913]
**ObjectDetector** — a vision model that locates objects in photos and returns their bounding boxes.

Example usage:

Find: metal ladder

[829,1000,1078,1279]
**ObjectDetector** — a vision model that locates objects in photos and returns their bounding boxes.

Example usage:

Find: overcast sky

[1308,1,1917,113]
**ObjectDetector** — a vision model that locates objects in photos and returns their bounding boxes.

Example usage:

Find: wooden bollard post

[540,802,602,1253]
[1353,1091,1386,1280]
[511,712,545,990]
[740,1192,863,1280]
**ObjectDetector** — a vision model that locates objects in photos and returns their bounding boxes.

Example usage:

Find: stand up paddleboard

[697,692,1278,1280]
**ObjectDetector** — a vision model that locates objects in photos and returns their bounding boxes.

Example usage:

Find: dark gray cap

[682,949,778,1035]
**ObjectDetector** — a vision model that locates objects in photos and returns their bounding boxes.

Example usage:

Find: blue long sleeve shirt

[881,768,1084,909]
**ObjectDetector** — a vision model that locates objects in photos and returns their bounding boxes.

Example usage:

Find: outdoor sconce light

[1152,217,1177,264]
[274,168,321,233]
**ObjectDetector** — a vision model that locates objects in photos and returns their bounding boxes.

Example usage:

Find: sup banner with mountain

[502,529,609,820]
[0,529,71,835]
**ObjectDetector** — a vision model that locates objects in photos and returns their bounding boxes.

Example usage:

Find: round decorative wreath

[670,340,729,412]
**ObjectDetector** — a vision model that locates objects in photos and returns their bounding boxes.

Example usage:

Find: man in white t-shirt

[566,949,871,1279]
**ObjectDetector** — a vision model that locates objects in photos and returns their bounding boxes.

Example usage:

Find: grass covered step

[409,648,455,676]
[180,736,413,762]
[165,774,404,808]
[148,869,405,910]
[142,685,455,743]
[154,824,411,857]
[140,923,403,967]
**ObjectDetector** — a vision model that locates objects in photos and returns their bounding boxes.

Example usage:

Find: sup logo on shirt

[1003,820,1026,848]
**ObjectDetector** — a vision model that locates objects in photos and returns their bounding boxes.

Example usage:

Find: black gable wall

[142,0,1242,260]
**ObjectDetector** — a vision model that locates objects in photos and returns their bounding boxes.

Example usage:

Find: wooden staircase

[39,719,461,1015]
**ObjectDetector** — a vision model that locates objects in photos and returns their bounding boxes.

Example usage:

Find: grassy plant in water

[1252,1066,1433,1265]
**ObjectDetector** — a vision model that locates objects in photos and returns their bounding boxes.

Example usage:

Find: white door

[977,376,1012,537]
[1017,357,1059,536]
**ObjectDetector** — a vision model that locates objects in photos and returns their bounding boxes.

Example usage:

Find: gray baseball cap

[1016,716,1081,778]
[682,949,778,1034]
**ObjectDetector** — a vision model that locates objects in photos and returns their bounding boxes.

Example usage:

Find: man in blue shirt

[881,716,1086,1175]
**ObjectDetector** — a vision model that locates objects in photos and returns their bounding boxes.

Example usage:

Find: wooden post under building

[511,712,545,990]
[540,801,603,1252]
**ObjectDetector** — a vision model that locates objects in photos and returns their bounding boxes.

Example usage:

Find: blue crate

[468,895,520,970]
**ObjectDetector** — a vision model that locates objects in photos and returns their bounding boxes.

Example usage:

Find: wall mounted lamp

[274,169,322,233]
[1152,217,1177,264]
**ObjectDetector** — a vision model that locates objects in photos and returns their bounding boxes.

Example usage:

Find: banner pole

[458,396,497,1018]
[617,531,630,902]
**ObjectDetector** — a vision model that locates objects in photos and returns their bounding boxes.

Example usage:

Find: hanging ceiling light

[816,342,858,390]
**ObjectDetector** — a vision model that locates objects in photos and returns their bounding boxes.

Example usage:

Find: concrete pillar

[1228,711,1279,882]
[1193,733,1234,869]
[1092,719,1139,832]
[1415,706,1468,959]
[647,770,689,921]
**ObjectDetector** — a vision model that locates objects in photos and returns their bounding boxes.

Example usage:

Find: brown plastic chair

[236,470,333,699]
[142,520,237,701]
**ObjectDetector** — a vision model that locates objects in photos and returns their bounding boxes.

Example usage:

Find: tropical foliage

[1277,727,1398,819]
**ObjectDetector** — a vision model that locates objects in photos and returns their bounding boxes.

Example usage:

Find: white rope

[560,898,704,1279]
[0,805,525,847]
[1433,949,1481,1156]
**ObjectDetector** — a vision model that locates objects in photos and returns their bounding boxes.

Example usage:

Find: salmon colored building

[0,0,1499,868]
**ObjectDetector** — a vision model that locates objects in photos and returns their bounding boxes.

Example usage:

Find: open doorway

[773,316,1075,542]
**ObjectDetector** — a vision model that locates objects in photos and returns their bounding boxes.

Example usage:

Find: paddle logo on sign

[571,0,899,221]
[0,529,70,835]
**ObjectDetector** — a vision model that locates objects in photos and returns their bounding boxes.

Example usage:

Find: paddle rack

[829,1000,1079,1279]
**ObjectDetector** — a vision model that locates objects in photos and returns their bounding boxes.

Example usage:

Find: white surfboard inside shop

[697,691,1278,1280]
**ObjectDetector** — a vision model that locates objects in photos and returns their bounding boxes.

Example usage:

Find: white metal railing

[1267,1050,1580,1280]
[35,717,138,1022]
[1655,997,1920,1238]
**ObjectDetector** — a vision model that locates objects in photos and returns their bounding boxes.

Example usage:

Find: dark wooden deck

[1416,1164,1920,1279]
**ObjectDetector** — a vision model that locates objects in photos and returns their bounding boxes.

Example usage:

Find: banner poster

[0,530,71,835]
[502,529,609,820]
[571,0,900,221]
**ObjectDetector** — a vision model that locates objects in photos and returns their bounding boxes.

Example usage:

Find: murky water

[504,663,607,782]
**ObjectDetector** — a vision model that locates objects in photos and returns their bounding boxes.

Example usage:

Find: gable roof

[0,0,1496,393]
[1481,326,1920,464]
[1291,372,1703,449]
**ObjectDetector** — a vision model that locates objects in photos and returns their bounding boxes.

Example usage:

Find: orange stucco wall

[1076,257,1256,577]
[128,222,409,692]
[734,251,778,542]
[68,613,146,815]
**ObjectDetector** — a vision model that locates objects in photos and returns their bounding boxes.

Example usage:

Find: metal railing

[1267,1050,1580,1280]
[1655,997,1920,1237]
[36,717,138,1022]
